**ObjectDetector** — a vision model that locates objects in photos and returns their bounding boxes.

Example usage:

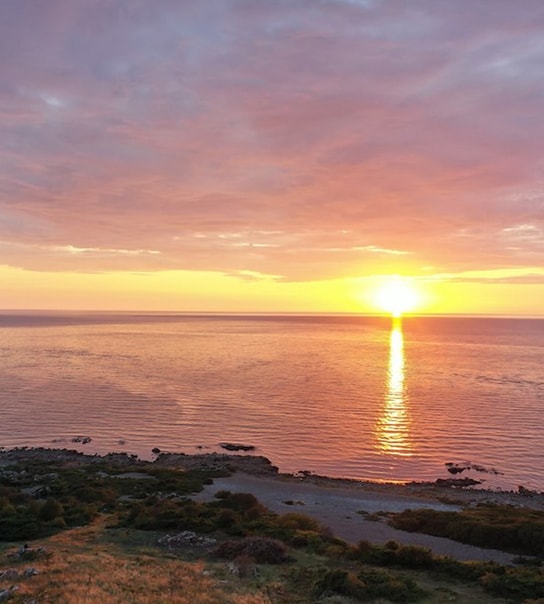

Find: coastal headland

[1,447,544,602]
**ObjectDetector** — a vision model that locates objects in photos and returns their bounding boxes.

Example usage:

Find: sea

[0,311,543,491]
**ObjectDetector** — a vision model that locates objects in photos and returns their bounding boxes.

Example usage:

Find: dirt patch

[195,473,519,564]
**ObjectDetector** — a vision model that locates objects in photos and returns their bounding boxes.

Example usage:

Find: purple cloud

[1,0,543,280]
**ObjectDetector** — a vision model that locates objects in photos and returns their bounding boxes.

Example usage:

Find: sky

[1,0,543,315]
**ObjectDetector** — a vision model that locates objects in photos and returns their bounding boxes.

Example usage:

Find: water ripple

[0,314,543,490]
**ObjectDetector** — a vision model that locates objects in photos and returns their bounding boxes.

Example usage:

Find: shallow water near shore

[1,312,543,491]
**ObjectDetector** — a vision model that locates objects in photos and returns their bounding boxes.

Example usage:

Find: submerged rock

[445,461,502,475]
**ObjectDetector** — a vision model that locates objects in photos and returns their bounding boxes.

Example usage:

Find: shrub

[356,540,397,565]
[288,529,324,550]
[355,540,436,569]
[312,568,367,600]
[358,568,427,602]
[215,508,239,528]
[212,536,289,564]
[39,498,63,522]
[394,544,436,569]
[277,512,322,532]
[223,492,260,511]
[390,505,544,557]
[480,567,544,601]
[214,489,232,499]
[312,567,427,602]
[210,491,267,522]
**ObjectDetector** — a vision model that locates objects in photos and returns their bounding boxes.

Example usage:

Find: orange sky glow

[1,1,543,316]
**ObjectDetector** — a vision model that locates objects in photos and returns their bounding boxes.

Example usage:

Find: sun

[372,276,421,317]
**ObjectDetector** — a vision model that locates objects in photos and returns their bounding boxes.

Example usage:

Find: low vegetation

[1,450,544,602]
[389,504,544,557]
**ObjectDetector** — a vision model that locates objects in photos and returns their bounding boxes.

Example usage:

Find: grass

[0,519,271,603]
[389,504,544,557]
[1,452,543,602]
[0,512,526,603]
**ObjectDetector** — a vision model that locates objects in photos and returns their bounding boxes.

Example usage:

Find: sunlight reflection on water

[375,319,413,457]
[1,313,543,489]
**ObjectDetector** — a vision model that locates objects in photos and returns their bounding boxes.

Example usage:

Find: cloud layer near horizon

[1,0,543,282]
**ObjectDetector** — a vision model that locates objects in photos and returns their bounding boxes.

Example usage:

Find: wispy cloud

[423,267,544,285]
[49,245,160,256]
[1,0,543,280]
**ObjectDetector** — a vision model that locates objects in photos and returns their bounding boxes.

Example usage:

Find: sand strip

[195,473,515,564]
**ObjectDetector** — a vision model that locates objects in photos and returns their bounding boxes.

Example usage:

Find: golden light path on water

[375,317,413,457]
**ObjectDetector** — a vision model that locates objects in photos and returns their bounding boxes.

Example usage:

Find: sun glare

[373,276,421,317]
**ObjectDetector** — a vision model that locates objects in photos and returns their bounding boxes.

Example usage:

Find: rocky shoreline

[3,446,544,571]
[2,446,544,512]
[0,447,278,476]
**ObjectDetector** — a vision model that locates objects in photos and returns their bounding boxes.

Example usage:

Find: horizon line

[1,309,543,320]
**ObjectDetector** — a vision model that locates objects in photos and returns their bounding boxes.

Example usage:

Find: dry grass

[0,518,272,604]
[0,515,515,604]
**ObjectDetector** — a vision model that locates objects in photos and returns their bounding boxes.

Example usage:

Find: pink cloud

[0,0,543,280]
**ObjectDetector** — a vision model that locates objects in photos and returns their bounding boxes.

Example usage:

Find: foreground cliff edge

[1,448,543,603]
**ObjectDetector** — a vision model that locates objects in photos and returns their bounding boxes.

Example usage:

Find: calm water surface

[0,312,543,490]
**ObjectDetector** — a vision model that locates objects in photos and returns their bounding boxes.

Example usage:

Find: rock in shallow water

[71,435,92,444]
[219,442,256,452]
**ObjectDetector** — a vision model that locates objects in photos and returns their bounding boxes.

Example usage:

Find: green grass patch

[389,504,544,556]
[4,453,544,603]
[0,460,226,541]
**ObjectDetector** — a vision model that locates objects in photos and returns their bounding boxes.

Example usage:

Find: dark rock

[0,586,18,602]
[0,448,143,473]
[445,463,468,475]
[157,531,217,550]
[219,442,256,452]
[23,568,39,577]
[71,436,92,444]
[435,477,482,487]
[518,485,538,497]
[153,452,278,476]
[445,461,503,475]
[9,544,51,562]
